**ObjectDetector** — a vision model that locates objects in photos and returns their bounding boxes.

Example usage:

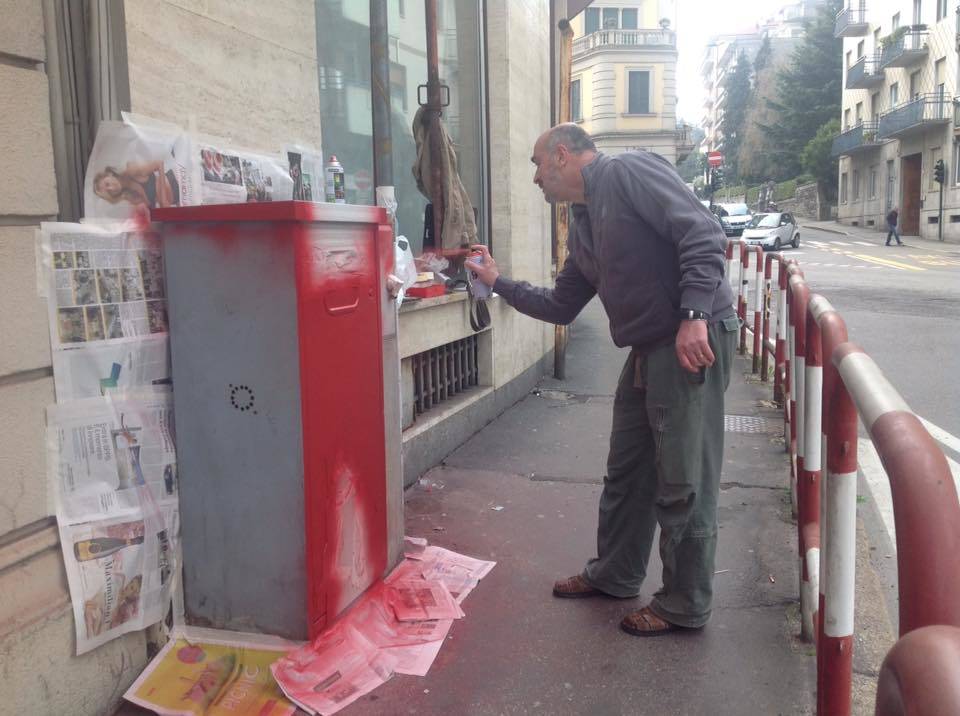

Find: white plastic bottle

[325,155,345,204]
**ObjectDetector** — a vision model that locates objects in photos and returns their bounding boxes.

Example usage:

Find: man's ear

[555,143,569,167]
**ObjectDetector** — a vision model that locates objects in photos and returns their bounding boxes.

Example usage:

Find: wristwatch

[679,308,709,321]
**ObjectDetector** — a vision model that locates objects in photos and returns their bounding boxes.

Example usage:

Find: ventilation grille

[412,335,479,417]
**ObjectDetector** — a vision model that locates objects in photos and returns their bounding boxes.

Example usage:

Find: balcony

[835,4,869,37]
[878,94,952,139]
[572,29,676,55]
[846,54,884,90]
[878,28,928,69]
[831,121,883,157]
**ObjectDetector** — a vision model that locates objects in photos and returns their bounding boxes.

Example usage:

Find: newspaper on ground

[124,632,298,716]
[285,145,324,202]
[270,538,494,709]
[271,624,397,716]
[39,222,172,402]
[386,579,465,622]
[84,118,195,220]
[47,391,180,654]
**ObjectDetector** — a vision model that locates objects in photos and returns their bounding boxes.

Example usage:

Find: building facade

[568,2,694,162]
[0,1,561,713]
[833,0,959,241]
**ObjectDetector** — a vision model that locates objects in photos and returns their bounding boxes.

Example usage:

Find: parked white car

[716,203,752,237]
[741,212,800,250]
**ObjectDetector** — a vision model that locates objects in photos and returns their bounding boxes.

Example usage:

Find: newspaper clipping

[125,634,298,716]
[198,144,294,205]
[84,119,195,220]
[40,222,171,402]
[285,145,324,202]
[47,391,180,654]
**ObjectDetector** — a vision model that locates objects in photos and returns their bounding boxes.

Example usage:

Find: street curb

[801,223,849,236]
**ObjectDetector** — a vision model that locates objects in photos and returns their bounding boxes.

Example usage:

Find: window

[840,172,848,203]
[622,8,638,29]
[857,40,865,59]
[399,0,405,17]
[935,57,946,99]
[585,7,600,33]
[870,92,879,119]
[602,8,619,29]
[869,165,878,198]
[909,70,921,100]
[953,143,960,184]
[845,50,852,69]
[890,82,899,106]
[873,28,881,53]
[570,78,582,122]
[930,147,942,190]
[855,102,863,125]
[627,70,651,114]
[844,108,851,129]
[937,0,948,21]
[852,169,860,201]
[390,62,407,111]
[893,12,901,30]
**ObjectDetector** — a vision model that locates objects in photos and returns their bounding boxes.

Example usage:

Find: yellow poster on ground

[124,636,297,716]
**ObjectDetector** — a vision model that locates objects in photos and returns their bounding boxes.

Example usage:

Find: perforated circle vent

[229,383,257,415]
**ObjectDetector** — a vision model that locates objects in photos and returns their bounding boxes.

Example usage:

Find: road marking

[850,253,926,271]
[858,419,960,549]
[830,241,853,246]
[852,241,875,246]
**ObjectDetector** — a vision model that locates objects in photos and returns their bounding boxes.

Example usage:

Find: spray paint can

[325,155,345,204]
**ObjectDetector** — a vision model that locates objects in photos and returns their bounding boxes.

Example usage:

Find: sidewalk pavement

[802,219,960,252]
[351,299,820,715]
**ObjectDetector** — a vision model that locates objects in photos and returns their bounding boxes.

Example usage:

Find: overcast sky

[674,0,783,123]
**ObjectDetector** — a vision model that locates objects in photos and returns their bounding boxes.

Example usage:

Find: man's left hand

[676,320,715,374]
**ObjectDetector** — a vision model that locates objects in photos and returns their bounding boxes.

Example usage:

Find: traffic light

[934,159,945,184]
[711,168,724,192]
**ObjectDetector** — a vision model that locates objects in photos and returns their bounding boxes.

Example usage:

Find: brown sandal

[620,606,687,637]
[552,574,602,599]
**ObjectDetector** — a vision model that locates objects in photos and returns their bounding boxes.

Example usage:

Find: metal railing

[572,28,676,54]
[835,4,868,37]
[846,54,884,89]
[723,240,960,715]
[878,93,952,138]
[878,28,928,68]
[831,121,882,157]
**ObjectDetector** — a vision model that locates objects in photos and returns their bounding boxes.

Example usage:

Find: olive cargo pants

[582,317,738,628]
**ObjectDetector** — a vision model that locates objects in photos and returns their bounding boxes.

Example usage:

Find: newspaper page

[47,391,180,654]
[199,142,294,205]
[40,222,171,402]
[124,634,297,716]
[84,119,195,220]
[271,625,397,716]
[285,145,324,202]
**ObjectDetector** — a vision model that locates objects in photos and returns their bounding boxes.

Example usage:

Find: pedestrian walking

[466,124,738,636]
[886,207,903,246]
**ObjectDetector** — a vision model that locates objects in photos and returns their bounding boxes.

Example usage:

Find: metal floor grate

[724,415,771,434]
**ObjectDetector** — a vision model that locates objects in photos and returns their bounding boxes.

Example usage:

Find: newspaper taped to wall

[47,391,180,654]
[84,119,195,220]
[39,222,171,402]
[285,145,324,202]
[125,633,298,716]
[198,141,294,205]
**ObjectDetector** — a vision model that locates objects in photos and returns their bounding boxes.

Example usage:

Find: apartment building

[569,2,694,163]
[833,0,959,239]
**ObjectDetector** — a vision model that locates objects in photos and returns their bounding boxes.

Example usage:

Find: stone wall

[778,182,825,220]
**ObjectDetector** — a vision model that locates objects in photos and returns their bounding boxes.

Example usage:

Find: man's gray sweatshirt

[493,151,735,354]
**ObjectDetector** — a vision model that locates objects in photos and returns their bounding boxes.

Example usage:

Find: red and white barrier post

[761,253,780,385]
[810,296,855,716]
[752,246,763,373]
[739,242,749,354]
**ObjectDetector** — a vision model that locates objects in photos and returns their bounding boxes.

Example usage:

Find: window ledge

[621,113,656,117]
[399,290,499,314]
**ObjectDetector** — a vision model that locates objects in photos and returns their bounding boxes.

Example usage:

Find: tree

[800,118,840,200]
[720,52,753,184]
[761,0,843,178]
[753,36,772,74]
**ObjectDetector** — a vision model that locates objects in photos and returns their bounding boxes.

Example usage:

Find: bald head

[531,124,597,204]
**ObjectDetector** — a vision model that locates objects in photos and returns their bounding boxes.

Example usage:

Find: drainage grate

[724,415,771,433]
[412,335,479,417]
